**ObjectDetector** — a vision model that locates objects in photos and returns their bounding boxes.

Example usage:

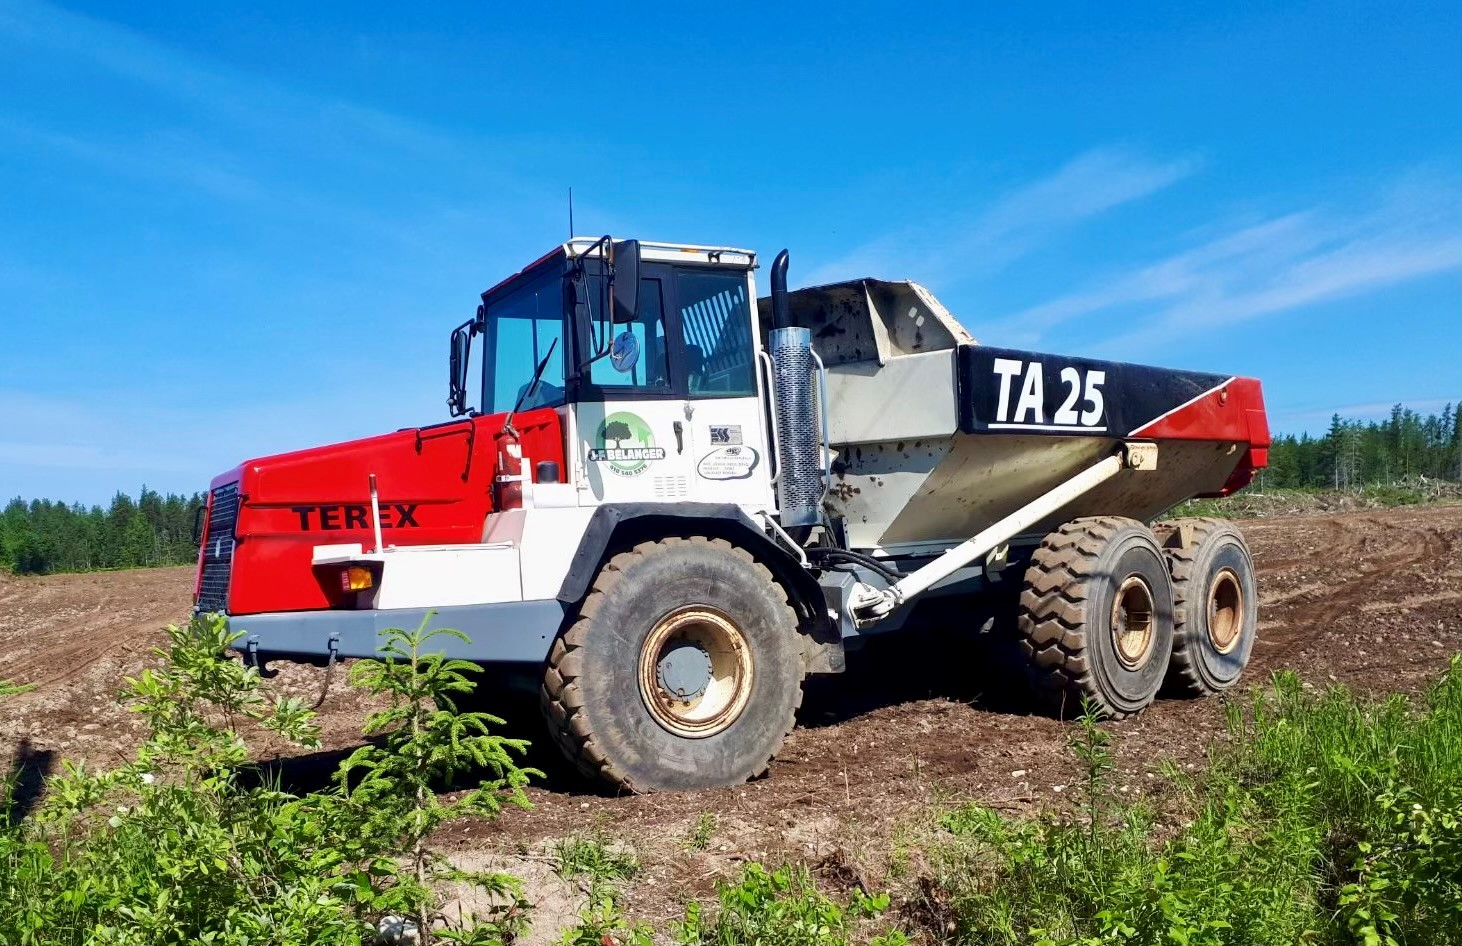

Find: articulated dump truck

[195,238,1270,792]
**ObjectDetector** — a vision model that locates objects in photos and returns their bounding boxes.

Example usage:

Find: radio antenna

[568,186,574,238]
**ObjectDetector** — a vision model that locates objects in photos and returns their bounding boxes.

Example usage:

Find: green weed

[675,863,907,946]
[915,661,1462,945]
[683,812,719,851]
[558,896,654,946]
[554,829,641,895]
[0,679,34,698]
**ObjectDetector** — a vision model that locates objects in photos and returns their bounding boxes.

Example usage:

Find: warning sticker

[697,445,759,481]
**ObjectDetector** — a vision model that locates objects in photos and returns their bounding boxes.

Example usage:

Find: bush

[0,614,538,946]
[915,665,1462,945]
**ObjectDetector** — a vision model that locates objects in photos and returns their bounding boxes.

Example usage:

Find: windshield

[483,263,565,414]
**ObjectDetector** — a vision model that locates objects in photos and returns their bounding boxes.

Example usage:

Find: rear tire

[1155,518,1258,695]
[540,536,803,793]
[1018,517,1175,718]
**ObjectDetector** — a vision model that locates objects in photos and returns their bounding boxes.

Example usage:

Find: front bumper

[220,600,566,666]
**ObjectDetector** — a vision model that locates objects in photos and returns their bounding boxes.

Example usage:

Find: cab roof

[481,238,757,302]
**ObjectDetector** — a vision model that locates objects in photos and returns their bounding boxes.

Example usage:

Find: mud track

[3,505,1461,908]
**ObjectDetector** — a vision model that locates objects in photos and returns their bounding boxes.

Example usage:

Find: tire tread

[1017,515,1152,719]
[540,537,802,792]
[1153,517,1252,696]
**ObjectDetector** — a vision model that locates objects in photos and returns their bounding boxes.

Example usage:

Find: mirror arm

[569,235,620,369]
[447,312,482,418]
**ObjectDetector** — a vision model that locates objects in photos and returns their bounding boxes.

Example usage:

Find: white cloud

[0,0,453,159]
[801,147,1200,286]
[986,169,1462,357]
[0,388,380,503]
[1270,398,1456,429]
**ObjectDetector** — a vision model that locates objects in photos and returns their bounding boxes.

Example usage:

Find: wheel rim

[638,607,753,738]
[1111,576,1156,670]
[1207,568,1244,654]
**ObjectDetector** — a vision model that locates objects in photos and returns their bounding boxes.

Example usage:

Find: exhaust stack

[766,250,826,529]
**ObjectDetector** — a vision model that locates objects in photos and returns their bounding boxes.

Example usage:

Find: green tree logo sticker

[588,411,665,476]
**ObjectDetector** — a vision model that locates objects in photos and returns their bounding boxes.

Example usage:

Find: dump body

[762,280,1269,554]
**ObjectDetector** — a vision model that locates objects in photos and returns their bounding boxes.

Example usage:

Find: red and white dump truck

[195,238,1270,792]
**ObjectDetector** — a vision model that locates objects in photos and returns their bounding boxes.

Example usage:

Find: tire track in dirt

[3,506,1461,863]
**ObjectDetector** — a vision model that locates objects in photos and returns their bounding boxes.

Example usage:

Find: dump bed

[760,280,1269,553]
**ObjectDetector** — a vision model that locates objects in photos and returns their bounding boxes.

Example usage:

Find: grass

[553,829,641,887]
[683,812,719,852]
[909,663,1462,945]
[1173,480,1462,518]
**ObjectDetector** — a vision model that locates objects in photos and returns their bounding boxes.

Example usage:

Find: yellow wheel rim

[1207,568,1244,654]
[1111,576,1156,670]
[638,607,754,738]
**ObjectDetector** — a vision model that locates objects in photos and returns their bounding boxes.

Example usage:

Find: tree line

[1264,403,1462,489]
[0,488,205,575]
[1,403,1458,577]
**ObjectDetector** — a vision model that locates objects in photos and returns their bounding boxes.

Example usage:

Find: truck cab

[465,238,773,513]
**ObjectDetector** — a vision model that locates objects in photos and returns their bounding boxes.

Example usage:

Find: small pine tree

[336,617,540,942]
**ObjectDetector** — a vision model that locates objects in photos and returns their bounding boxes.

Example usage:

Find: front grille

[196,483,239,613]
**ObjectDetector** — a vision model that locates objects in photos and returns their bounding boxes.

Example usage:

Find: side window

[676,270,756,398]
[486,267,565,414]
[589,277,670,390]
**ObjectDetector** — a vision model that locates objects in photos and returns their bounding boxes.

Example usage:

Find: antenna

[568,186,574,238]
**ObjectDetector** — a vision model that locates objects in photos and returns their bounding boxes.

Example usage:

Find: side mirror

[611,239,640,324]
[448,313,479,416]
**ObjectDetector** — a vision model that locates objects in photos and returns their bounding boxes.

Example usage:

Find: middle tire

[1018,516,1175,718]
[540,536,804,793]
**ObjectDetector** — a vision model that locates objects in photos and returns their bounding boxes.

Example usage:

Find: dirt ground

[3,505,1461,936]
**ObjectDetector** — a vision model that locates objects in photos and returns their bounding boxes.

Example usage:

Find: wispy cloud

[987,169,1462,357]
[0,387,385,503]
[0,117,263,202]
[1270,397,1457,430]
[0,0,454,159]
[802,147,1200,286]
[0,0,560,249]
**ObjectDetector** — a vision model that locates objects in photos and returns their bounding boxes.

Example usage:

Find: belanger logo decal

[290,504,419,530]
[588,411,665,476]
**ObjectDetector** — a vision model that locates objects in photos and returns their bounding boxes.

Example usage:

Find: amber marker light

[341,565,374,592]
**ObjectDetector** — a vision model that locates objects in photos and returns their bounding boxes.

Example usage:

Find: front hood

[202,409,562,616]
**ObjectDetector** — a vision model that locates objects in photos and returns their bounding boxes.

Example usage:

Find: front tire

[540,537,803,793]
[1018,517,1176,718]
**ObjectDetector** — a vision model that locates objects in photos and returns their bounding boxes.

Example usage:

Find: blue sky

[2,0,1459,504]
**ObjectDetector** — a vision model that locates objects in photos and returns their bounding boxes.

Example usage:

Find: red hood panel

[207,408,562,615]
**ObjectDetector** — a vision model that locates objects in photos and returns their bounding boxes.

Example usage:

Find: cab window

[677,270,756,397]
[588,278,670,390]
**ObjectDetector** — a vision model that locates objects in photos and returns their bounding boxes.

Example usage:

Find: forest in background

[0,489,204,575]
[1261,403,1462,489]
[1,403,1459,577]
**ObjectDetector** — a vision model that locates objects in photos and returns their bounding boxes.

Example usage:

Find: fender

[555,503,839,663]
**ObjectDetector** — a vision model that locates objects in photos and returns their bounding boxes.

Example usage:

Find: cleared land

[3,505,1461,935]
